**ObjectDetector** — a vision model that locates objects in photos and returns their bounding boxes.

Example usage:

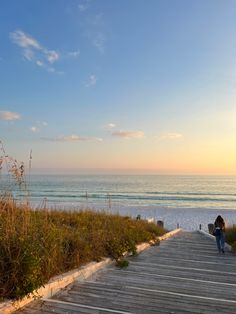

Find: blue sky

[0,0,236,174]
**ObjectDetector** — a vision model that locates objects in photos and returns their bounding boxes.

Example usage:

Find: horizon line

[26,167,236,176]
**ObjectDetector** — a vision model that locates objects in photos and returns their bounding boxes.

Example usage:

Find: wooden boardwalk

[18,231,236,314]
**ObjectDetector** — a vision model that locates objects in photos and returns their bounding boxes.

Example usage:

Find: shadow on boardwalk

[18,231,236,314]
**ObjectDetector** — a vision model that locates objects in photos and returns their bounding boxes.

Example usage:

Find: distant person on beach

[214,215,225,253]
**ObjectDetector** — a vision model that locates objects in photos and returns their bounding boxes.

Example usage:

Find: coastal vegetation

[0,197,165,300]
[225,226,236,252]
[0,142,166,300]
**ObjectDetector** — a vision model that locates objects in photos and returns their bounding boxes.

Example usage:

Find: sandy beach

[111,205,236,231]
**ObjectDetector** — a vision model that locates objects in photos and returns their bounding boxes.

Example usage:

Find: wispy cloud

[68,50,80,58]
[88,14,106,53]
[10,30,60,72]
[47,67,64,75]
[30,126,39,133]
[10,30,41,49]
[41,134,103,142]
[0,111,21,121]
[23,49,34,61]
[103,122,117,131]
[35,63,61,74]
[93,32,106,54]
[107,123,116,128]
[85,74,97,87]
[112,131,145,139]
[83,11,107,54]
[45,50,59,63]
[90,13,104,26]
[30,121,48,133]
[78,0,90,12]
[159,132,183,140]
[36,60,44,67]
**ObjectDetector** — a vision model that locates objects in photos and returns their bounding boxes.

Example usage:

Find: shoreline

[28,201,236,232]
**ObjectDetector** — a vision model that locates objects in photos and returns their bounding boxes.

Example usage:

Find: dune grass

[0,144,165,299]
[225,226,236,252]
[0,197,165,300]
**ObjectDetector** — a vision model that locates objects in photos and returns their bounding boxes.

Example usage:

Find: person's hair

[215,215,225,225]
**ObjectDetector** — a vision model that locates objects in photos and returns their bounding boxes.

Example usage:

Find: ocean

[1,175,236,231]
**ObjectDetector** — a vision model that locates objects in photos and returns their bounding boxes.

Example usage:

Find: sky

[0,0,236,175]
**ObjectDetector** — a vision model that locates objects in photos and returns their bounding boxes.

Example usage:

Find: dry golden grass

[0,142,165,299]
[0,197,165,299]
[225,226,236,252]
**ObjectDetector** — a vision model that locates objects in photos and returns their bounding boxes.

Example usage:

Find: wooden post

[157,220,164,228]
[43,197,47,210]
[208,223,214,235]
[107,193,111,209]
[199,224,202,230]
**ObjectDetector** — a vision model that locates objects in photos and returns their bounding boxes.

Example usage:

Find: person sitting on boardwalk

[214,215,225,253]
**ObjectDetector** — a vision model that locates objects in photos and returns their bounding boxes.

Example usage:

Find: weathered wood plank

[17,231,236,314]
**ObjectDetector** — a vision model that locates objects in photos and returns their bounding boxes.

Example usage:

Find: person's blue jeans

[216,231,225,252]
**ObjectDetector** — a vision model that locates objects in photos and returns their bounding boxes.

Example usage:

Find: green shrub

[116,258,129,268]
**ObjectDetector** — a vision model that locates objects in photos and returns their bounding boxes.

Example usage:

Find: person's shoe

[222,249,225,254]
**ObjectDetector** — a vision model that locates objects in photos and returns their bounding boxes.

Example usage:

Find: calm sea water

[1,175,236,230]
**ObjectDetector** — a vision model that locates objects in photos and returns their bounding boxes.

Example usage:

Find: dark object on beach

[136,214,141,220]
[208,223,214,235]
[157,220,164,228]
